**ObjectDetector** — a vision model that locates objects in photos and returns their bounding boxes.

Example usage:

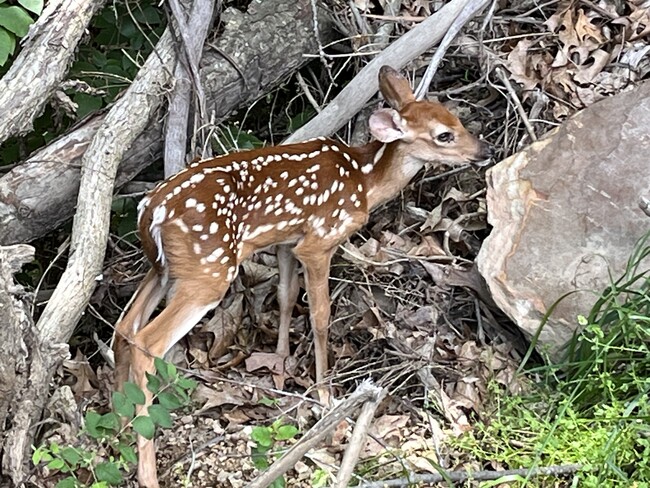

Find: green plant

[250,418,300,488]
[450,232,650,487]
[0,0,43,66]
[33,358,197,487]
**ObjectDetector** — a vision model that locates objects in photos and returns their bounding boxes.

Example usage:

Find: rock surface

[477,81,650,357]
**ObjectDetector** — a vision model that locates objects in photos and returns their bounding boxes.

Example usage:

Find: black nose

[479,141,494,160]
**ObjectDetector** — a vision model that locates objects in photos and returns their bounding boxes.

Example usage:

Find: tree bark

[0,0,332,246]
[0,244,35,430]
[0,0,104,145]
[164,0,216,176]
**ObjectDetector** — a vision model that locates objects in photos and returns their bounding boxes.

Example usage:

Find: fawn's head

[369,66,492,164]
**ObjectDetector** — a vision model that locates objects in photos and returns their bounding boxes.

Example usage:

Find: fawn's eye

[437,132,455,143]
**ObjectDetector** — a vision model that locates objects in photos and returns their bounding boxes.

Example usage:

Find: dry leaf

[245,352,284,375]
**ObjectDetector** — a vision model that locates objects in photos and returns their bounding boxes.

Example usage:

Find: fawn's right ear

[369,108,410,143]
[378,66,416,110]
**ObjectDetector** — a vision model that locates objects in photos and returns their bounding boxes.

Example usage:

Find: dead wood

[248,381,386,488]
[0,244,35,430]
[165,0,216,176]
[0,0,104,145]
[0,0,332,246]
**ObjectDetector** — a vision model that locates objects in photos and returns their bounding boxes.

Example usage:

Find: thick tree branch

[0,0,330,246]
[0,0,104,145]
[0,27,176,483]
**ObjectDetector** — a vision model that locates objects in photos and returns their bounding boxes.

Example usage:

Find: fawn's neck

[353,141,426,211]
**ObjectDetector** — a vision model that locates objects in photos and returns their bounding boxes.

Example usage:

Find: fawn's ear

[369,108,409,143]
[378,66,416,110]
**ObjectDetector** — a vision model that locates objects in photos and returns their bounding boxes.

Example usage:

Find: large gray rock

[477,81,650,357]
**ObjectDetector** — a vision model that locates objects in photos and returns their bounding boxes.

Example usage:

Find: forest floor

[28,0,650,487]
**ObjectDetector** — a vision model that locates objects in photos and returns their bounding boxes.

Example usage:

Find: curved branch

[0,0,104,145]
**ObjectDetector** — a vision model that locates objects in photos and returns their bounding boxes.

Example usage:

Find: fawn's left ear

[369,108,409,143]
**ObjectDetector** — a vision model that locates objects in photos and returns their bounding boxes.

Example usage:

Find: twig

[495,66,537,142]
[309,0,334,83]
[334,388,387,488]
[247,381,385,488]
[358,463,584,487]
[415,0,489,99]
[296,73,322,114]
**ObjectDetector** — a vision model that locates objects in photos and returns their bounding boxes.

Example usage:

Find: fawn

[113,65,492,487]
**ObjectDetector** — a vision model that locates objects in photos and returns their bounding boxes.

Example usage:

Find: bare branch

[284,0,485,144]
[165,0,216,176]
[248,381,385,488]
[0,0,104,145]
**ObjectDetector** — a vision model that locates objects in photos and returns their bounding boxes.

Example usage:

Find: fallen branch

[414,0,489,99]
[248,381,385,488]
[285,0,485,143]
[164,0,216,176]
[358,463,584,487]
[0,0,104,145]
[334,386,387,488]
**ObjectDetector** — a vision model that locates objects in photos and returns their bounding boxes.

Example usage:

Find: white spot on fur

[150,205,167,264]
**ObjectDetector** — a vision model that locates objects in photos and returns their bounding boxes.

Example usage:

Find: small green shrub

[250,418,300,488]
[33,358,197,487]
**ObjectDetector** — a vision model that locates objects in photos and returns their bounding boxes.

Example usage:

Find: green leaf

[60,447,82,467]
[18,0,42,15]
[251,446,269,470]
[176,376,198,391]
[132,415,155,440]
[56,477,78,488]
[154,357,174,381]
[153,359,177,382]
[95,461,123,486]
[123,381,146,405]
[85,411,102,438]
[97,412,120,433]
[146,373,161,394]
[47,458,65,470]
[0,27,16,66]
[132,6,162,24]
[73,93,102,119]
[157,391,182,410]
[0,6,34,37]
[251,426,273,448]
[32,446,52,465]
[118,443,137,465]
[258,396,279,407]
[275,425,299,441]
[112,391,135,419]
[148,404,173,428]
